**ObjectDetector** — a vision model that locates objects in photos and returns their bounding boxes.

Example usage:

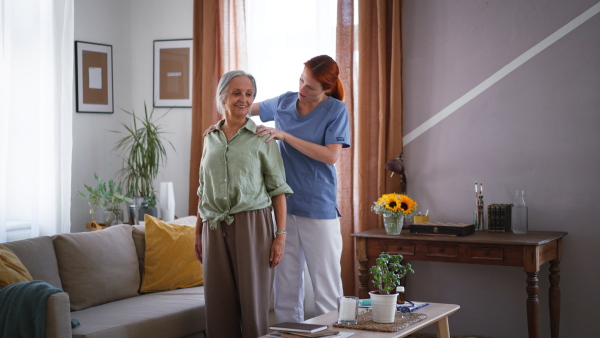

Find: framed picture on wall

[75,41,114,113]
[153,39,193,108]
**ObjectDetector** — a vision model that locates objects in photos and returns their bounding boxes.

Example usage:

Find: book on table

[269,322,328,333]
[279,329,340,337]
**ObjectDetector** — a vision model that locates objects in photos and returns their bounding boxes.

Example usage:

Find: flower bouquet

[372,193,418,235]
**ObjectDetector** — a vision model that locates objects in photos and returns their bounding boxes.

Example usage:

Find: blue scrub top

[260,91,350,219]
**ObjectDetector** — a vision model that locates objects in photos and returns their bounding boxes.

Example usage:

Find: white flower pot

[369,290,399,323]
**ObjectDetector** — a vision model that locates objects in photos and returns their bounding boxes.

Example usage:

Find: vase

[512,190,528,234]
[110,210,124,226]
[128,197,144,225]
[369,291,399,323]
[383,214,403,235]
[103,209,123,226]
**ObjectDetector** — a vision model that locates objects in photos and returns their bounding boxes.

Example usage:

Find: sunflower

[397,194,417,214]
[372,193,418,217]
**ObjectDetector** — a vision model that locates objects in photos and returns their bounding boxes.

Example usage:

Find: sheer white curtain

[0,0,74,242]
[245,0,337,104]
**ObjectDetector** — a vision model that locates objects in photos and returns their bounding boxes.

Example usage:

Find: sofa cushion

[2,236,62,289]
[132,224,146,276]
[53,224,140,311]
[131,216,198,278]
[70,286,205,338]
[140,215,203,293]
[0,245,33,288]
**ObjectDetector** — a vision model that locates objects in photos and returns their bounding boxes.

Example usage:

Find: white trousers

[274,214,344,322]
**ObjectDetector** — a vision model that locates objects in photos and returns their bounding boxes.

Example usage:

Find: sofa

[1,216,208,338]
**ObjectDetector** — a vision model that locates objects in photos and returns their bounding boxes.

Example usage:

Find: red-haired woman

[252,55,351,323]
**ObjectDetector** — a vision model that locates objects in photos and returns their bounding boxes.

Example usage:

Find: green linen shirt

[197,118,293,228]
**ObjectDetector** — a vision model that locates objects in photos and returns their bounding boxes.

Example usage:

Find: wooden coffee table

[262,302,459,338]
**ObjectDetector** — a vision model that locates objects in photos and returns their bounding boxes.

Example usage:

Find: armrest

[45,292,72,338]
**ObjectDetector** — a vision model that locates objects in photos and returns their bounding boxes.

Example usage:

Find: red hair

[304,55,344,101]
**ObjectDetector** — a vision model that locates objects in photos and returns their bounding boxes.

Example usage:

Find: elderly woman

[194,70,293,338]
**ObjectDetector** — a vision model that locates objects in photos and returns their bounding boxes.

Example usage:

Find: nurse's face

[223,76,254,118]
[298,67,326,103]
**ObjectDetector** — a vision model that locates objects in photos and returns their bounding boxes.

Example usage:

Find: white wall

[72,0,193,232]
[402,0,600,337]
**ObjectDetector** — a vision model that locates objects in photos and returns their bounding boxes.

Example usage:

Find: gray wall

[402,0,600,337]
[72,0,193,231]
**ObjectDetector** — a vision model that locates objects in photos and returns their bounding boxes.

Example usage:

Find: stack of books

[487,204,512,232]
[268,322,343,338]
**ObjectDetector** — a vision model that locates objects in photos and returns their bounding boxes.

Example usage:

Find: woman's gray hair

[215,70,257,115]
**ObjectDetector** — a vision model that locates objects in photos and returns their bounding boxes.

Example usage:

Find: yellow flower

[372,193,418,217]
[398,194,417,214]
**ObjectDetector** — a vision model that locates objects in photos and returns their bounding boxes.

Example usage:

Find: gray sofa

[2,223,206,338]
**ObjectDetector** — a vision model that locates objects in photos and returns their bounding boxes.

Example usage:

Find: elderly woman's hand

[269,235,286,269]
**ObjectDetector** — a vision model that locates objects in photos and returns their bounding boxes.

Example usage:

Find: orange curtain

[188,0,247,215]
[335,0,356,297]
[355,0,403,232]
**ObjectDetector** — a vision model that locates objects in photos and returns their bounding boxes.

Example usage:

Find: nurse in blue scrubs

[251,55,351,322]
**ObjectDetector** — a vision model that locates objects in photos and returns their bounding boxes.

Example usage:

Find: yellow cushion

[140,215,203,293]
[0,245,33,288]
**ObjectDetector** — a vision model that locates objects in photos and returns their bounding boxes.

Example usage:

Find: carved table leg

[358,259,369,299]
[526,272,540,338]
[355,237,369,299]
[549,260,561,338]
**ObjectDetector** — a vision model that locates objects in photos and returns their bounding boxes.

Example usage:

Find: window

[0,0,74,241]
[245,0,337,120]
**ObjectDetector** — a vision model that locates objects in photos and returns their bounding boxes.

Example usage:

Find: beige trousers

[202,208,275,338]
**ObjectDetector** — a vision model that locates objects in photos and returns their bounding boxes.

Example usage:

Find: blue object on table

[397,300,430,313]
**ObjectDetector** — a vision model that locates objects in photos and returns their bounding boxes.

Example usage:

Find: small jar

[396,286,405,304]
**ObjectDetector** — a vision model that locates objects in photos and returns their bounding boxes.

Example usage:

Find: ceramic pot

[369,290,399,323]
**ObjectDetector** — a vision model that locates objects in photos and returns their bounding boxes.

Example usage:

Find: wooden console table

[351,229,567,338]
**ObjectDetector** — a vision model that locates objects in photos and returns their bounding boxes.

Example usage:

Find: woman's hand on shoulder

[203,123,219,137]
[256,125,286,143]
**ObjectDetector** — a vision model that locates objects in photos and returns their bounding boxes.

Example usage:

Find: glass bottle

[512,190,528,234]
[396,286,405,304]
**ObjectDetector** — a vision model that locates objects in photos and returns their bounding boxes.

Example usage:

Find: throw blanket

[0,280,63,338]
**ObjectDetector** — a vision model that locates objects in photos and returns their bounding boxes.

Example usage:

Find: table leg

[526,272,540,338]
[435,316,450,338]
[549,260,561,338]
[355,237,369,299]
[357,259,369,299]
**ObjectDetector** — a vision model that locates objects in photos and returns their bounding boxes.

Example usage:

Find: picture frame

[75,41,114,113]
[153,39,193,108]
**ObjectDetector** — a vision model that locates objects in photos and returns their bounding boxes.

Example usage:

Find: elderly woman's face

[223,76,254,118]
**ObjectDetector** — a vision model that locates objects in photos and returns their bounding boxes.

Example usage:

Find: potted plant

[369,252,414,323]
[77,173,132,226]
[112,103,174,224]
[372,193,418,235]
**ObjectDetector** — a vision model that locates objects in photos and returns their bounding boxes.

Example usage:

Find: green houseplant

[112,103,174,223]
[369,252,414,323]
[77,173,132,225]
[370,252,414,295]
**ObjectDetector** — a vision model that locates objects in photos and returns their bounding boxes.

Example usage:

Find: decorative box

[409,222,475,236]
